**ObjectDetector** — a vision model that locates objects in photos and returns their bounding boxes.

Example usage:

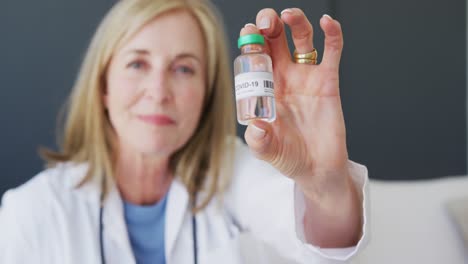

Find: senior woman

[0,0,368,263]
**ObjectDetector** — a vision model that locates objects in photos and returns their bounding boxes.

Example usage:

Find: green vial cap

[237,34,265,49]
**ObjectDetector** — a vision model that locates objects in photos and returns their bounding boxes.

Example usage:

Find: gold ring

[294,58,317,65]
[293,49,318,64]
[293,49,318,60]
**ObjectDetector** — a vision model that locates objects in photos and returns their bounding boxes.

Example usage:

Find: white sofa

[239,176,468,263]
[358,176,468,263]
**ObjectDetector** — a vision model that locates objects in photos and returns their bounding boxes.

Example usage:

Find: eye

[174,65,195,75]
[127,60,146,70]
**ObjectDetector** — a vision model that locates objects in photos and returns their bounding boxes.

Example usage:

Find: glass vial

[234,34,276,125]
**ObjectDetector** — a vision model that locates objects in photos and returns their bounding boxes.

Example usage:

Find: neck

[116,150,173,206]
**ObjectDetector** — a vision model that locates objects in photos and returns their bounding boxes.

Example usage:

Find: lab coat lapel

[165,179,189,260]
[69,164,135,263]
[103,185,136,263]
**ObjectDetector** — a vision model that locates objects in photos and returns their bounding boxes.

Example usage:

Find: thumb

[244,120,278,162]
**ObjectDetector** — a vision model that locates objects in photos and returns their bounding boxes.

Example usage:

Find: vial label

[234,72,274,101]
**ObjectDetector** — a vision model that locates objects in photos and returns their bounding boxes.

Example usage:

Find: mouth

[137,114,176,126]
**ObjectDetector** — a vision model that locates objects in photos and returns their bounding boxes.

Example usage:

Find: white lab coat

[0,138,369,264]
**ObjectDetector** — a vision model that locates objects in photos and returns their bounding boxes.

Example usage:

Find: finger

[239,23,260,36]
[320,14,344,71]
[256,8,291,66]
[244,120,278,163]
[239,23,272,56]
[280,8,314,54]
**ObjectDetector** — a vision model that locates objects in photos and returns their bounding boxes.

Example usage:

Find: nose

[142,68,173,104]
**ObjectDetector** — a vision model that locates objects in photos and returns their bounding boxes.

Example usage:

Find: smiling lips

[137,114,175,126]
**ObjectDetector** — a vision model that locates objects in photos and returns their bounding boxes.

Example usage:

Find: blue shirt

[123,194,168,264]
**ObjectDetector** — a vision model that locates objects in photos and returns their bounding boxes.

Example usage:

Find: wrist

[297,167,353,205]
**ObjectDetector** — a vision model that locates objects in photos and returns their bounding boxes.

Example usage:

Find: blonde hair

[42,0,236,211]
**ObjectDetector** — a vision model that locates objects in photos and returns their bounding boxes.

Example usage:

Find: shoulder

[0,162,90,223]
[2,162,88,205]
[0,162,92,257]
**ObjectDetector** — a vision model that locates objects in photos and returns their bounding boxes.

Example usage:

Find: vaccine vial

[234,34,276,125]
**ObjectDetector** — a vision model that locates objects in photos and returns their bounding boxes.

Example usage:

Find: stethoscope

[98,187,198,264]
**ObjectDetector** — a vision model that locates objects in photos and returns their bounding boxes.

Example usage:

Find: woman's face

[105,10,206,158]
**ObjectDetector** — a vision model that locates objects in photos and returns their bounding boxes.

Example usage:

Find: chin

[134,141,175,156]
[133,136,186,156]
[120,127,192,157]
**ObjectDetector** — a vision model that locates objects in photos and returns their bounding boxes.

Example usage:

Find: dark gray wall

[337,0,467,179]
[0,1,115,195]
[0,0,466,196]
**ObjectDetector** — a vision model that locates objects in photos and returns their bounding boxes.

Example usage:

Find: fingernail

[258,17,270,30]
[323,14,333,20]
[281,8,293,15]
[250,124,266,139]
[244,23,257,28]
